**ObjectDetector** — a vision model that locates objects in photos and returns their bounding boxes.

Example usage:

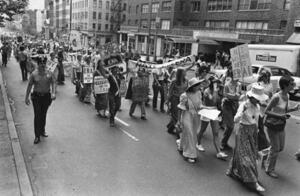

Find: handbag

[264,115,286,131]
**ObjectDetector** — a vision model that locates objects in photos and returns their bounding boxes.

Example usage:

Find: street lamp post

[146,0,152,62]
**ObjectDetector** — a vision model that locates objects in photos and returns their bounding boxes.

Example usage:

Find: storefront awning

[167,37,197,44]
[197,39,220,45]
[286,33,300,44]
[196,36,250,44]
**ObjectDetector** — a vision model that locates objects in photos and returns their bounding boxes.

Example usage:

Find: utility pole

[69,0,72,41]
[146,0,152,61]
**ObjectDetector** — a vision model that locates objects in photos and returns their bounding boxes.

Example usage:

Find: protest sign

[230,44,252,80]
[198,109,221,121]
[46,60,57,73]
[83,66,94,83]
[94,76,110,94]
[119,79,127,97]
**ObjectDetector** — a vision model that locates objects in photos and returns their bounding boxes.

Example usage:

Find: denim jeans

[152,81,165,111]
[265,128,285,172]
[129,101,146,116]
[108,93,121,124]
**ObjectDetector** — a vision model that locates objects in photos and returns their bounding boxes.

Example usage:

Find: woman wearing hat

[197,76,228,160]
[177,77,208,163]
[226,84,268,192]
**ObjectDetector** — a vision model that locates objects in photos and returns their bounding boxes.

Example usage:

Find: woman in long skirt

[226,84,268,192]
[177,78,208,163]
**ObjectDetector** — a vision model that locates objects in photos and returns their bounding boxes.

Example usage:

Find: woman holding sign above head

[93,62,109,118]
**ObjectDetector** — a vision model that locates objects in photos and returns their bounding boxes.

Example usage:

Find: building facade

[119,0,300,60]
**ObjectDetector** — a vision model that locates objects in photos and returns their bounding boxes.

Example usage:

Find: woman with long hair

[177,78,208,163]
[166,68,188,136]
[196,76,228,160]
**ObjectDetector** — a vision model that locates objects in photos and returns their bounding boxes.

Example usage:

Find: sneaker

[220,144,232,151]
[176,139,181,150]
[196,144,205,152]
[255,183,265,192]
[216,152,228,160]
[186,158,196,163]
[266,171,279,178]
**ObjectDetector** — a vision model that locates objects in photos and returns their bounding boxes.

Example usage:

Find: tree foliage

[0,0,28,27]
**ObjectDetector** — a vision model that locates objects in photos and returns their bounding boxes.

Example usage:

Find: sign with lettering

[230,44,252,80]
[83,66,94,84]
[46,60,57,73]
[256,54,277,62]
[94,76,110,94]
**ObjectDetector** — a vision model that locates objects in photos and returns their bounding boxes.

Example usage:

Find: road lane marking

[118,127,139,142]
[115,116,130,127]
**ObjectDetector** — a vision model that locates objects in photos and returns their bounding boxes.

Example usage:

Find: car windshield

[270,67,292,76]
[252,66,259,74]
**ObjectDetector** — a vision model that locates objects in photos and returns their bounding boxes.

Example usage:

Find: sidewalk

[0,67,33,196]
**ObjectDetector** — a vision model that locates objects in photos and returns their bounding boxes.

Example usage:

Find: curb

[0,69,34,196]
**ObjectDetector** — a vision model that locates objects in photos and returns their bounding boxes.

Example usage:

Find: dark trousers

[221,126,234,147]
[152,81,165,110]
[57,62,65,83]
[129,101,146,116]
[2,54,7,66]
[19,61,27,81]
[108,93,121,124]
[31,92,52,138]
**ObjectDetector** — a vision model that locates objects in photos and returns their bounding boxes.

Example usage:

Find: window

[85,11,88,19]
[123,3,127,11]
[128,6,131,14]
[85,0,88,7]
[105,24,109,30]
[98,24,101,30]
[162,1,172,11]
[93,23,96,29]
[161,20,170,30]
[150,20,156,29]
[136,5,139,14]
[93,0,97,7]
[208,0,232,11]
[141,19,148,28]
[236,21,268,30]
[105,13,109,20]
[98,12,102,20]
[205,20,229,28]
[191,1,201,12]
[238,0,271,10]
[180,1,185,11]
[93,12,96,19]
[106,1,110,9]
[189,20,199,26]
[280,20,287,29]
[99,0,102,8]
[284,0,290,10]
[152,3,159,13]
[142,4,149,13]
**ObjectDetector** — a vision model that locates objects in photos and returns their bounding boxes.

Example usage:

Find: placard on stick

[83,67,94,84]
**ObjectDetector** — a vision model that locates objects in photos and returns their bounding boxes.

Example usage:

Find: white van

[248,44,300,76]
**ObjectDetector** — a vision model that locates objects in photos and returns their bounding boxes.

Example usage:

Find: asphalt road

[2,57,300,196]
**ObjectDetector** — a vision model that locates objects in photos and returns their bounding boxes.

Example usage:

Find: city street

[1,57,300,196]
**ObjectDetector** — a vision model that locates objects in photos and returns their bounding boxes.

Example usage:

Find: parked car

[211,64,300,96]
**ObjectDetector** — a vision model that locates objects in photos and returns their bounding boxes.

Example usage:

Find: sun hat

[246,83,268,101]
[186,77,209,91]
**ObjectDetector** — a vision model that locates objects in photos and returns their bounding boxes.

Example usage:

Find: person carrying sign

[79,56,93,103]
[72,54,82,95]
[93,62,109,118]
[97,60,121,127]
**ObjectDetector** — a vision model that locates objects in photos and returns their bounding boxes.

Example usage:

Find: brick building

[119,0,300,61]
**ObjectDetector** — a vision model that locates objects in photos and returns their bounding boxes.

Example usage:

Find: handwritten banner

[94,76,110,94]
[83,66,94,84]
[230,44,252,80]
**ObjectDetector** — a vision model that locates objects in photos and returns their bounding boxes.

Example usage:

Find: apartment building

[119,0,300,60]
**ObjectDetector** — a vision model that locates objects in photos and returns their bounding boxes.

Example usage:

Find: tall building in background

[119,0,300,60]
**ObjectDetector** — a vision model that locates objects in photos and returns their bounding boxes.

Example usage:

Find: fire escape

[110,0,126,36]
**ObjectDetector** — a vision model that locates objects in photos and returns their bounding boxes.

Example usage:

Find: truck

[248,44,300,76]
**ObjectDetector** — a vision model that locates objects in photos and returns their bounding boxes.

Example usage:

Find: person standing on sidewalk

[57,46,65,85]
[18,45,28,81]
[0,42,9,67]
[152,67,166,113]
[25,57,56,144]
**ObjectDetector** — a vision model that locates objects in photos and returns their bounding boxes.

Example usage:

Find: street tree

[0,0,28,27]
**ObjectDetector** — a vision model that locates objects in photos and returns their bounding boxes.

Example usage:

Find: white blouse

[234,100,260,125]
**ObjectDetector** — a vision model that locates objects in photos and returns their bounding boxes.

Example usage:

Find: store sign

[230,44,252,80]
[256,54,277,62]
[294,19,300,27]
[193,30,239,40]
